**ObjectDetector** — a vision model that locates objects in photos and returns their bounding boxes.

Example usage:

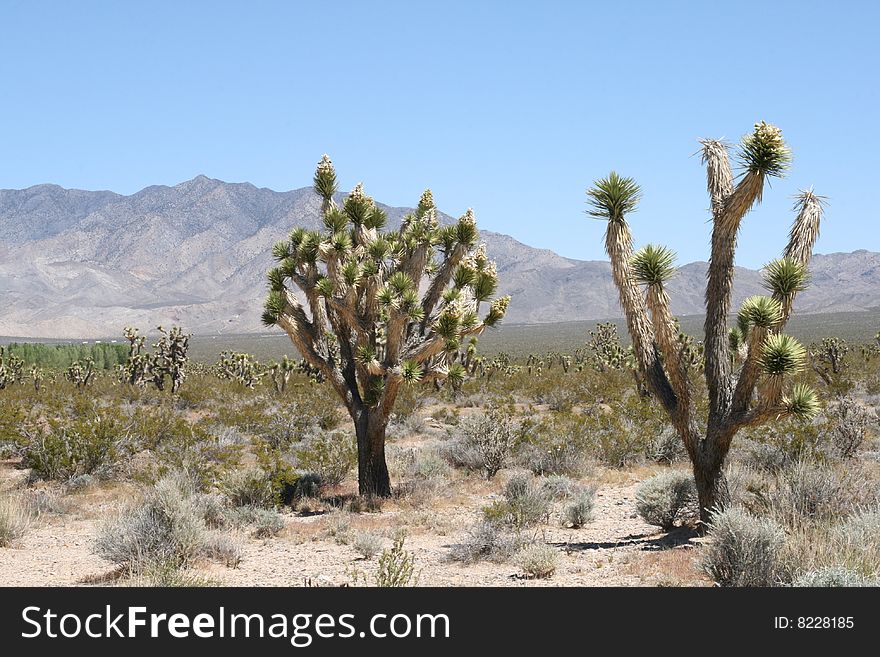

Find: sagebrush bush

[767,460,853,525]
[353,531,383,560]
[540,474,581,500]
[514,544,557,579]
[648,429,687,464]
[635,471,697,530]
[94,474,238,572]
[829,397,872,459]
[792,566,878,587]
[564,488,596,528]
[0,493,34,547]
[221,468,277,509]
[201,531,243,567]
[518,442,587,477]
[449,521,530,564]
[221,505,285,538]
[702,507,787,587]
[831,509,880,574]
[483,473,551,529]
[457,410,516,479]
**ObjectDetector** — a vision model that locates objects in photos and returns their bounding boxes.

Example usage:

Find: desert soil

[0,457,709,587]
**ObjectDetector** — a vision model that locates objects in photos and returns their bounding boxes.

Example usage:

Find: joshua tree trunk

[691,433,733,525]
[354,409,391,498]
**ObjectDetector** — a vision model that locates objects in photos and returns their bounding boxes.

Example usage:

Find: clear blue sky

[2,0,877,267]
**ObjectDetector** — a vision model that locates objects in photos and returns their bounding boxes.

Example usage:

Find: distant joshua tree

[588,122,824,523]
[263,155,510,497]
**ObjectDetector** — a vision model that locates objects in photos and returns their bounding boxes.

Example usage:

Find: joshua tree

[588,122,824,523]
[0,347,24,389]
[66,358,96,388]
[153,326,190,394]
[216,351,264,389]
[808,337,849,387]
[263,155,510,496]
[30,366,43,392]
[121,326,190,393]
[267,355,295,393]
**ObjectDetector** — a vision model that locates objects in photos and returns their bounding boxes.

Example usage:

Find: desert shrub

[540,474,581,500]
[832,510,880,574]
[153,423,242,490]
[292,473,324,500]
[635,471,697,530]
[766,460,852,525]
[518,442,588,477]
[220,505,285,538]
[792,567,878,587]
[514,544,557,579]
[739,439,790,473]
[741,418,830,466]
[201,531,243,567]
[483,473,551,529]
[221,468,277,509]
[593,424,648,468]
[449,521,531,564]
[564,488,596,528]
[430,407,459,426]
[375,533,417,587]
[130,406,190,450]
[251,508,285,538]
[441,434,485,472]
[517,415,590,476]
[65,473,97,492]
[324,511,354,545]
[465,410,516,479]
[21,411,129,481]
[648,429,687,464]
[0,493,34,547]
[128,562,219,587]
[829,397,872,459]
[95,475,208,572]
[20,488,68,516]
[194,493,228,529]
[293,431,356,487]
[391,384,424,422]
[353,531,384,560]
[702,507,787,587]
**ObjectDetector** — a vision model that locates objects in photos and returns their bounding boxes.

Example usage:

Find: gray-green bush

[635,470,697,530]
[702,507,787,587]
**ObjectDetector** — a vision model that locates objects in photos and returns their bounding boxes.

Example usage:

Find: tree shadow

[553,527,699,553]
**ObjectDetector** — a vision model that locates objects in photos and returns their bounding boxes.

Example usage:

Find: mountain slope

[1,177,878,338]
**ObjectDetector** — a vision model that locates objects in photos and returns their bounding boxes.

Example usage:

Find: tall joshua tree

[263,155,510,497]
[588,122,824,523]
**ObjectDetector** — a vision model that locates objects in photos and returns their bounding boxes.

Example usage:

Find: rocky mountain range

[1,176,878,339]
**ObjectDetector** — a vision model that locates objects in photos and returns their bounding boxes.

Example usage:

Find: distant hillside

[2,177,879,338]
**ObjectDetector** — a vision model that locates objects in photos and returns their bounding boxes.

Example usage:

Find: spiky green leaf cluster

[762,257,809,297]
[261,290,285,327]
[586,172,641,223]
[739,121,792,178]
[783,383,821,421]
[738,295,783,330]
[759,333,807,376]
[401,360,423,383]
[632,244,677,286]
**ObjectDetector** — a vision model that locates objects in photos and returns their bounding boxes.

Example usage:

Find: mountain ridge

[2,177,879,339]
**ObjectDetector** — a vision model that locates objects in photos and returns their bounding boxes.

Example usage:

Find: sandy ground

[0,456,709,587]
